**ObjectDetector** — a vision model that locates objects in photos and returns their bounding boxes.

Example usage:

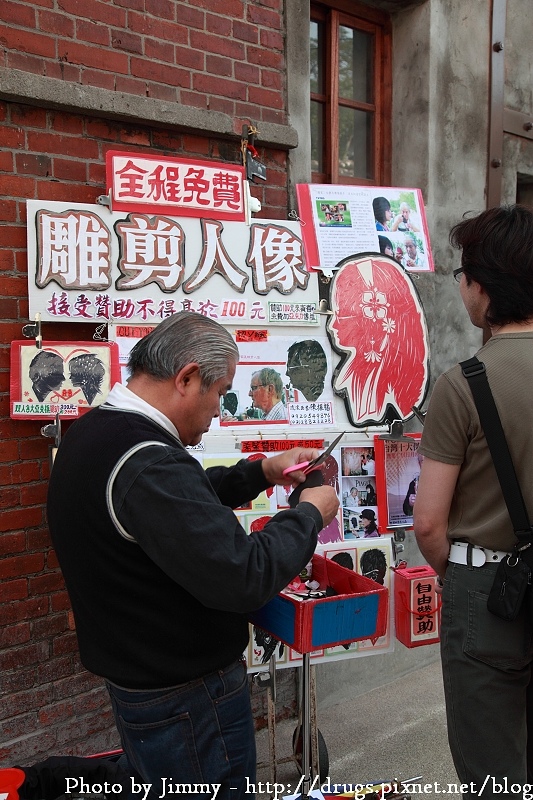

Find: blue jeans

[441,561,533,796]
[106,659,256,800]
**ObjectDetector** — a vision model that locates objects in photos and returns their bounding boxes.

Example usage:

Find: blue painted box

[249,554,388,654]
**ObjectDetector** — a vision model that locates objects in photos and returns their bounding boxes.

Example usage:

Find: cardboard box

[394,564,441,648]
[249,554,389,654]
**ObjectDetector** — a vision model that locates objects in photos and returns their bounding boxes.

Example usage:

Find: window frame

[310,0,392,186]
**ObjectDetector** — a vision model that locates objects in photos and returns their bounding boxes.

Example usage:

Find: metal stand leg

[301,652,311,799]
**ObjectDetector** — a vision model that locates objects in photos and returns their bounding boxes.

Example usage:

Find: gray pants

[441,560,533,798]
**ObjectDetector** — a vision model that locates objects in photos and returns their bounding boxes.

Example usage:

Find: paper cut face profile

[327,254,429,426]
[286,339,328,401]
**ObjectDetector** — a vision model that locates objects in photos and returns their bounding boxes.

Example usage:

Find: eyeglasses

[453,268,464,282]
[249,384,266,392]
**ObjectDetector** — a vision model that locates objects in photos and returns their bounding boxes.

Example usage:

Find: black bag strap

[461,356,533,546]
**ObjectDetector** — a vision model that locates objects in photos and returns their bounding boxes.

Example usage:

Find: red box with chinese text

[394,565,441,648]
[249,554,389,654]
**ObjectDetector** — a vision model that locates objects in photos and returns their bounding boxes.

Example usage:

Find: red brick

[0,151,15,173]
[260,106,286,125]
[0,686,51,721]
[37,654,75,684]
[31,612,68,640]
[182,135,210,156]
[0,666,35,695]
[119,126,151,147]
[190,0,244,17]
[152,130,183,151]
[27,131,100,160]
[0,487,20,508]
[130,58,191,88]
[235,62,260,84]
[36,181,97,204]
[248,85,284,109]
[0,249,15,269]
[144,38,174,63]
[0,554,45,579]
[47,550,60,570]
[7,51,47,77]
[79,68,116,91]
[248,5,282,29]
[1,0,36,27]
[0,124,25,150]
[0,621,31,649]
[51,590,72,611]
[128,12,187,42]
[0,506,43,533]
[190,30,245,60]
[144,0,175,19]
[0,532,26,556]
[0,297,18,318]
[29,571,65,595]
[20,482,48,506]
[60,41,129,74]
[18,436,49,460]
[233,20,258,43]
[259,27,284,51]
[206,54,233,77]
[0,223,27,247]
[53,671,103,700]
[57,0,126,27]
[206,13,232,36]
[46,60,81,82]
[38,9,76,38]
[261,69,282,90]
[174,44,205,70]
[49,113,84,136]
[0,579,28,602]
[52,631,80,656]
[111,29,143,55]
[27,527,52,549]
[0,173,36,200]
[175,4,204,29]
[75,19,110,46]
[180,91,208,110]
[1,596,49,625]
[15,152,52,176]
[52,157,88,182]
[206,96,235,115]
[0,439,20,462]
[246,45,284,69]
[194,73,246,100]
[0,640,50,671]
[0,24,56,58]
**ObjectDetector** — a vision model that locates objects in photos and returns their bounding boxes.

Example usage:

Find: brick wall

[1,0,286,128]
[0,0,294,767]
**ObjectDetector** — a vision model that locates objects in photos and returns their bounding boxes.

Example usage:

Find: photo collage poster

[374,434,422,530]
[296,183,434,276]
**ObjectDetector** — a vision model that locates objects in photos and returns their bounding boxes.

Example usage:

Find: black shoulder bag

[461,356,533,620]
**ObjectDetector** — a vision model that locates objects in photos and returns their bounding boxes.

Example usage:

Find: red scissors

[282,431,346,478]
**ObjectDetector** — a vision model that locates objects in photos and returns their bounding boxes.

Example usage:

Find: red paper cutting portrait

[326,254,429,427]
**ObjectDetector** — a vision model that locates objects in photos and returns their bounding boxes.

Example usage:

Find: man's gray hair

[128,311,239,390]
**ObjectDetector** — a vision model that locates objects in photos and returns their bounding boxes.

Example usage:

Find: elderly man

[414,206,533,796]
[249,366,287,420]
[401,235,426,269]
[47,311,338,800]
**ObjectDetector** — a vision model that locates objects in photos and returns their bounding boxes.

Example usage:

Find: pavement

[255,659,460,800]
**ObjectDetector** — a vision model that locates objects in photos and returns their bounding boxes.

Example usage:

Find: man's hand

[299,485,339,529]
[261,447,320,487]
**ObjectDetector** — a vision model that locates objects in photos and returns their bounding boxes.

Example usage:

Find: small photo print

[316,200,352,228]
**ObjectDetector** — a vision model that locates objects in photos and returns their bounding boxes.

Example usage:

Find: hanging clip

[241,123,266,183]
[288,209,305,226]
[93,323,108,342]
[41,413,62,467]
[378,419,413,442]
[22,313,42,349]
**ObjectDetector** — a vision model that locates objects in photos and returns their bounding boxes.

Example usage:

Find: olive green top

[419,333,533,551]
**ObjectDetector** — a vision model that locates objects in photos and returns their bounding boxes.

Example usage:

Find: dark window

[310,2,392,185]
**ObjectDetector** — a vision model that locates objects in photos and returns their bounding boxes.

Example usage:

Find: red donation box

[394,564,441,648]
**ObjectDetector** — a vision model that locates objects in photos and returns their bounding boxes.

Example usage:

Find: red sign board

[106,151,246,221]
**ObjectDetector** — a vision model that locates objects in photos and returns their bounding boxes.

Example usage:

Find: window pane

[311,100,324,174]
[310,20,324,94]
[338,25,373,104]
[338,107,373,179]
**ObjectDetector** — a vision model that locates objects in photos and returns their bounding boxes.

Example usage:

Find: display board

[23,167,433,670]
